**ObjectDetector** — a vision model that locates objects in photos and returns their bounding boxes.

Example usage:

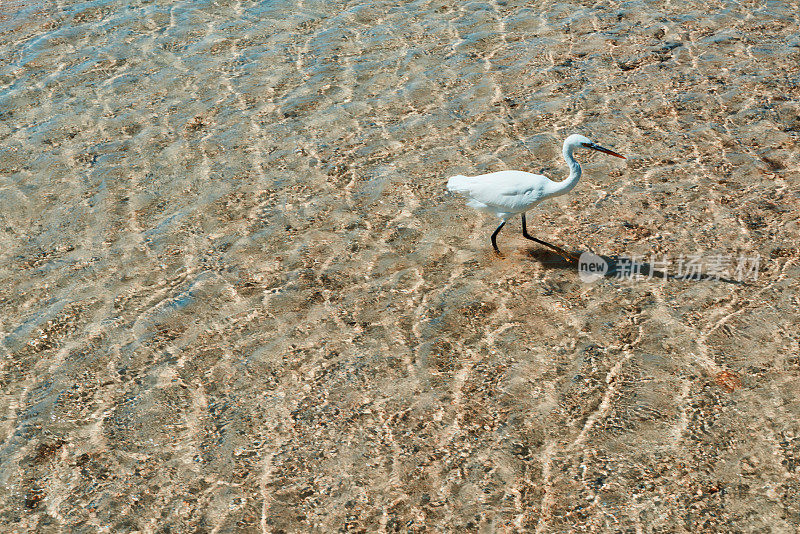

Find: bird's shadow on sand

[525,249,745,285]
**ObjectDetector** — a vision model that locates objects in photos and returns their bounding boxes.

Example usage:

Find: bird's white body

[447,169,574,220]
[447,134,585,221]
[446,134,625,256]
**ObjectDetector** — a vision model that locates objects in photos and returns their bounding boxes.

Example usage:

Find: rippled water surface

[1,0,800,531]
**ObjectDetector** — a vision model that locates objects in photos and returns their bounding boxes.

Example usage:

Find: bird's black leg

[491,221,506,253]
[521,213,577,261]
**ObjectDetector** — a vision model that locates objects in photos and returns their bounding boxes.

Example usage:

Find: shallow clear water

[1,0,800,531]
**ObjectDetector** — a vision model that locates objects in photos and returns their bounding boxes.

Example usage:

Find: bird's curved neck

[548,145,582,196]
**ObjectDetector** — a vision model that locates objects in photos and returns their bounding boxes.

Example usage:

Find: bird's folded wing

[463,174,548,213]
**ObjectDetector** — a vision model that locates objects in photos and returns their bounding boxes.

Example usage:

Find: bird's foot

[560,251,579,263]
[545,245,578,263]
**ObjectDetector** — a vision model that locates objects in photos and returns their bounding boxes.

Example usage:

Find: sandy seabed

[1,0,800,532]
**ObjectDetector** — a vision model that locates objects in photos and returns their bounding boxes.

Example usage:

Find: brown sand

[0,0,799,532]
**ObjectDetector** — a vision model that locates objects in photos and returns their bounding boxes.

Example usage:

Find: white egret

[447,134,626,260]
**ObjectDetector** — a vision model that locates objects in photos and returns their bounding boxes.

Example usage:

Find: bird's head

[564,134,626,159]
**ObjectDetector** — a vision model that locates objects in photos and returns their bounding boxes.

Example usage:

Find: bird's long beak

[587,143,626,159]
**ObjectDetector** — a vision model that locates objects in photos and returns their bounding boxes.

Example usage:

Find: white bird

[447,134,626,260]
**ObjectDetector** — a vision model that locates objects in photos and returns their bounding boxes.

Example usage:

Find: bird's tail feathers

[447,175,474,193]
